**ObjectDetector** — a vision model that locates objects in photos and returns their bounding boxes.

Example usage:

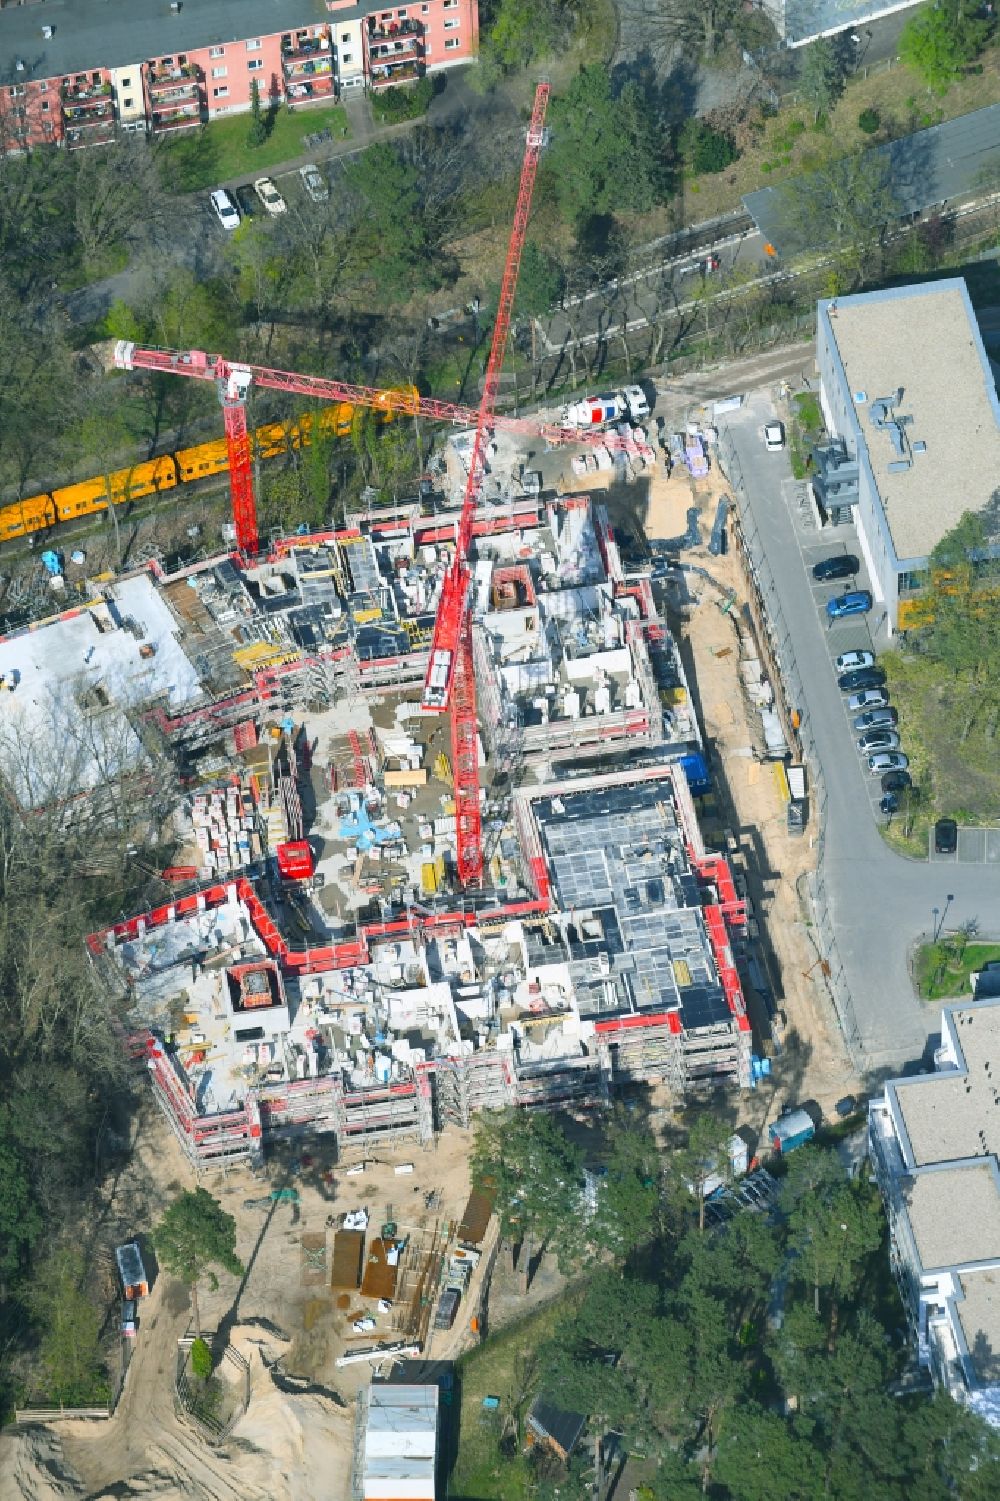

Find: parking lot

[798,525,908,825]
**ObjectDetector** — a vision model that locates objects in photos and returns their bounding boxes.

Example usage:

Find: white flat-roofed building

[869,998,1000,1426]
[815,280,1000,631]
[361,1384,438,1501]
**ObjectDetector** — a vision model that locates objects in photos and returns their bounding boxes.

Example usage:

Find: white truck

[563,386,649,428]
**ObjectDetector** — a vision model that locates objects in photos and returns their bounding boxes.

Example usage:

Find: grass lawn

[157,104,348,193]
[880,651,1000,846]
[914,940,1000,1001]
[448,1299,571,1501]
[788,390,823,480]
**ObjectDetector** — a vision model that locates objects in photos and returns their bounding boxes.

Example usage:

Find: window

[342,52,354,64]
[123,97,133,109]
[161,57,174,67]
[444,35,459,47]
[211,66,227,78]
[443,0,459,8]
[209,46,225,58]
[421,3,429,11]
[247,58,263,71]
[120,76,132,89]
[246,38,262,50]
[41,100,49,112]
[397,7,407,14]
[213,85,229,98]
[444,17,459,27]
[92,71,101,82]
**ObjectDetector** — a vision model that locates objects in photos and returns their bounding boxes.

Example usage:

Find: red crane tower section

[419,82,550,890]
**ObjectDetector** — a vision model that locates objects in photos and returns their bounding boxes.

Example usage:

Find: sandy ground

[3,1104,478,1501]
[654,465,860,1132]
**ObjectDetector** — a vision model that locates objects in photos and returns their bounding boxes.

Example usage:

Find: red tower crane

[115,288,637,554]
[418,82,550,888]
[114,84,556,887]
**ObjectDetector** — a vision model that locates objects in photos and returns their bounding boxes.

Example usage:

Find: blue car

[826,589,872,620]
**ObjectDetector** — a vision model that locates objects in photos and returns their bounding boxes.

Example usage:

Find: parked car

[763,421,786,452]
[827,590,873,620]
[812,554,860,582]
[209,188,240,230]
[847,688,888,713]
[839,665,886,692]
[254,176,287,216]
[853,705,897,732]
[857,729,900,754]
[934,817,958,855]
[835,649,875,673]
[881,769,912,794]
[869,751,909,775]
[121,1298,138,1338]
[234,183,257,218]
[299,163,329,203]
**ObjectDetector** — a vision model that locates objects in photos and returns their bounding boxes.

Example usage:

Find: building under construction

[0,479,753,1167]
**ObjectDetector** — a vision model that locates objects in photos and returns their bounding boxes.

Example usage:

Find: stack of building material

[191,785,259,877]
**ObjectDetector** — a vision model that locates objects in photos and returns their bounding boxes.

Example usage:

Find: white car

[835,649,875,673]
[254,176,287,216]
[299,163,329,204]
[847,688,887,712]
[763,421,785,451]
[210,188,240,230]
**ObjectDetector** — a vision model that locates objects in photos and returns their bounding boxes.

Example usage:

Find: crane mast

[114,81,555,888]
[420,82,550,888]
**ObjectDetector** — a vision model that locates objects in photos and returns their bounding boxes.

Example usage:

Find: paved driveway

[720,394,1000,1073]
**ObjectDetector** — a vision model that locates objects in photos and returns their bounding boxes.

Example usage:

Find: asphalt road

[721,392,1000,1076]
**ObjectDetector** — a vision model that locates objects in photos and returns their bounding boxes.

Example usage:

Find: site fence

[719,429,865,1072]
[174,1339,251,1445]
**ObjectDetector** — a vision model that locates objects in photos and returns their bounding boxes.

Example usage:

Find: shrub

[858,107,880,134]
[190,1337,213,1383]
[679,119,738,175]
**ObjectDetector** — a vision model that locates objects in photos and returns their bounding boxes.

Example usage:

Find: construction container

[770,1108,815,1155]
[115,1240,149,1299]
[435,1287,461,1331]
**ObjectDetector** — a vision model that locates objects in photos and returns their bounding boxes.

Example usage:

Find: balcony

[150,104,203,136]
[66,116,116,149]
[367,60,424,88]
[146,65,201,100]
[63,97,113,124]
[282,42,336,101]
[285,74,337,103]
[61,81,112,107]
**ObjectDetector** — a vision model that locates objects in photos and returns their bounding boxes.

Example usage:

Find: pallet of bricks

[191,783,261,879]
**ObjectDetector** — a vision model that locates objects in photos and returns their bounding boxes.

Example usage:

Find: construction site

[0,86,857,1501]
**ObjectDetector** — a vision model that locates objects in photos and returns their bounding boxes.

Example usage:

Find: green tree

[471,1109,583,1263]
[713,1401,823,1500]
[545,67,663,223]
[678,119,738,175]
[918,512,1000,737]
[585,1115,661,1263]
[247,78,267,147]
[343,143,441,296]
[666,1112,733,1231]
[799,36,845,124]
[28,1248,107,1405]
[481,0,563,73]
[900,0,993,94]
[0,1127,42,1280]
[780,1149,882,1339]
[780,149,897,285]
[153,1187,243,1339]
[514,242,565,318]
